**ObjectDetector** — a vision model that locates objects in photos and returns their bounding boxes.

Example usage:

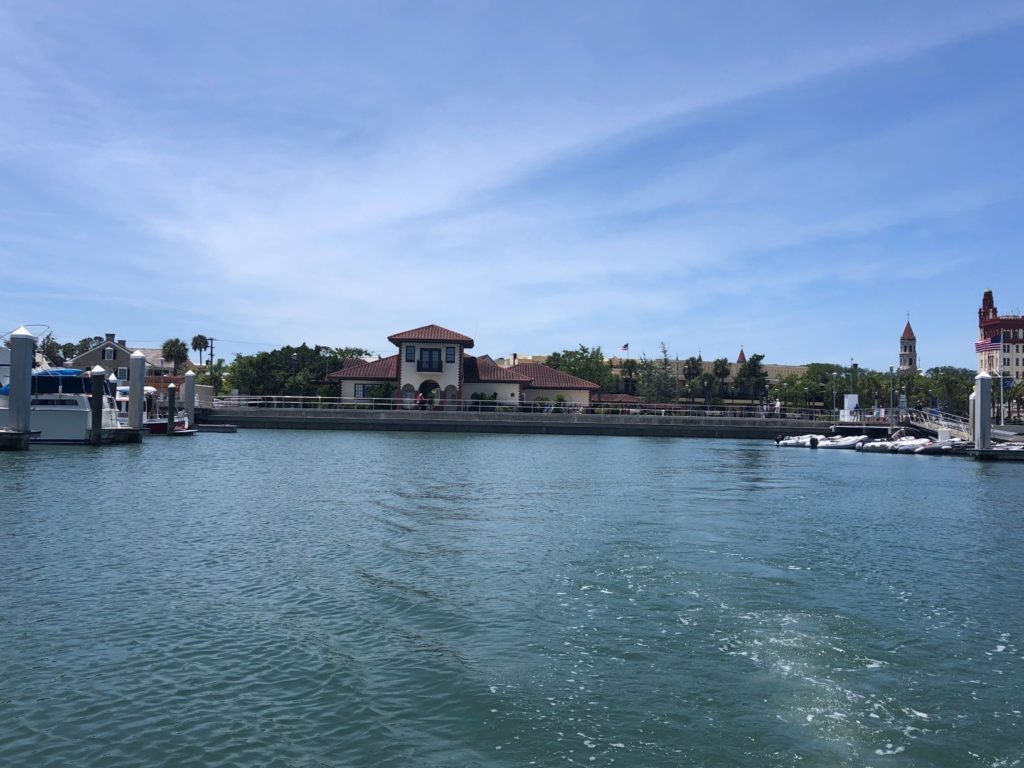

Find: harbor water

[2,431,1023,766]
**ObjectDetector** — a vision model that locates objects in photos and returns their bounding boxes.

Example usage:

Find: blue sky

[2,1,1023,370]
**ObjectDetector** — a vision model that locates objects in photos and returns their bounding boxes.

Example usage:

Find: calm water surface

[2,431,1023,766]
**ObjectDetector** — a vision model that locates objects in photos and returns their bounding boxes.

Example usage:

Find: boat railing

[207,395,839,421]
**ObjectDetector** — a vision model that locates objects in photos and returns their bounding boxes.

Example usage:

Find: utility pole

[207,337,216,392]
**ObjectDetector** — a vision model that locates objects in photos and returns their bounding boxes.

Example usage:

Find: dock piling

[167,383,177,435]
[128,350,146,430]
[90,365,105,445]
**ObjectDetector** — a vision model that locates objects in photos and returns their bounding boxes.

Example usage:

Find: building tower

[899,319,917,373]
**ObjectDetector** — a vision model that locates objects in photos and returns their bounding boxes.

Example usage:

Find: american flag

[621,343,629,352]
[975,335,1001,353]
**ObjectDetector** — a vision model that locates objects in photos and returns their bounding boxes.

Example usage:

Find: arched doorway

[418,380,440,410]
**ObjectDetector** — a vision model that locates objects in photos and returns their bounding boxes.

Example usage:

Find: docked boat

[915,438,972,455]
[774,434,826,447]
[145,412,189,434]
[816,434,868,449]
[0,368,121,444]
[891,436,932,453]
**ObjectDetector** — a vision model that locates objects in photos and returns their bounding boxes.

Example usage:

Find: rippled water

[2,431,1023,766]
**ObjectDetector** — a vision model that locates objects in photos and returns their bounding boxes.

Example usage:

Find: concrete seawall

[198,407,830,440]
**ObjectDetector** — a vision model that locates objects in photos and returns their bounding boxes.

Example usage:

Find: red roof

[736,348,746,364]
[387,324,474,349]
[325,355,398,381]
[464,355,533,384]
[508,362,600,390]
[901,321,915,340]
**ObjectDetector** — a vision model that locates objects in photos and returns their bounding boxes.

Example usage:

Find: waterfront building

[899,320,918,373]
[978,290,1024,382]
[66,332,193,383]
[326,324,598,407]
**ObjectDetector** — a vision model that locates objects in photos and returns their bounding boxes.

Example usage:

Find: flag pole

[1000,333,1005,426]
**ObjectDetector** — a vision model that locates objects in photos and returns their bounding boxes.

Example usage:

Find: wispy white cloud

[2,2,1023,364]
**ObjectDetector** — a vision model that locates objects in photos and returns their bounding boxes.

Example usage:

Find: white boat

[816,434,868,449]
[891,437,932,453]
[858,439,895,452]
[775,434,826,447]
[915,438,971,455]
[0,368,121,444]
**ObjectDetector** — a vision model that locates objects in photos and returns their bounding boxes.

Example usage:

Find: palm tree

[191,334,209,366]
[161,338,189,375]
[712,357,731,400]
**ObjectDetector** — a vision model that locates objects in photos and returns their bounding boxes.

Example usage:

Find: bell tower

[899,318,917,373]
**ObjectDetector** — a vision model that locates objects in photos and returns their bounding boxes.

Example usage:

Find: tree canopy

[637,343,678,403]
[227,344,371,397]
[161,338,189,375]
[546,344,613,392]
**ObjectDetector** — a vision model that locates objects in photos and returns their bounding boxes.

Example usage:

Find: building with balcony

[978,289,1024,383]
[326,324,598,407]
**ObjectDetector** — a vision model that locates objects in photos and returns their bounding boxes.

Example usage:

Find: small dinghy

[817,434,868,450]
[774,434,826,447]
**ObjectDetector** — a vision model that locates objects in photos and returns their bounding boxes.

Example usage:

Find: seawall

[197,407,829,440]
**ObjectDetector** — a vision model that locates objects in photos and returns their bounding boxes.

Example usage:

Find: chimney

[105,333,115,342]
[117,339,125,347]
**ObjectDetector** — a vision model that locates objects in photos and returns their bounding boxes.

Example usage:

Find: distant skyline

[2,2,1023,371]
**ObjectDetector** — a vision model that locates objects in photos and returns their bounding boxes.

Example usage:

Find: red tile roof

[901,321,915,340]
[736,348,747,364]
[387,324,474,349]
[508,362,600,390]
[464,355,533,384]
[596,393,640,403]
[325,355,398,381]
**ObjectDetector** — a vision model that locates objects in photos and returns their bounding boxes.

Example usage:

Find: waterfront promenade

[199,397,835,440]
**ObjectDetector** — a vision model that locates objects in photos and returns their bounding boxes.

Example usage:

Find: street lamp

[889,365,894,426]
[831,372,837,419]
[159,357,165,402]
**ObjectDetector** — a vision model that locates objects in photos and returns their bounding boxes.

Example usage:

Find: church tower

[899,319,917,373]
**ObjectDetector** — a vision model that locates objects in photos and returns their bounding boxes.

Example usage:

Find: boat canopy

[0,368,112,396]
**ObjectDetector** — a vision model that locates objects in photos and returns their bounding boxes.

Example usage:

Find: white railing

[208,395,840,420]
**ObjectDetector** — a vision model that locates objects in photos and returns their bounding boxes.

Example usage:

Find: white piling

[183,370,196,427]
[128,350,146,430]
[167,383,177,434]
[8,326,35,433]
[974,371,992,450]
[90,365,106,445]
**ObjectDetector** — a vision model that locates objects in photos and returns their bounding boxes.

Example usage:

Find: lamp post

[159,357,165,406]
[889,365,894,426]
[831,372,837,419]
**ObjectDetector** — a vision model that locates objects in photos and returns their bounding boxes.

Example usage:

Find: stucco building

[326,324,599,407]
[978,290,1024,383]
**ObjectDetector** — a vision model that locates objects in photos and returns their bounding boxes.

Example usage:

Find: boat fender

[809,436,819,448]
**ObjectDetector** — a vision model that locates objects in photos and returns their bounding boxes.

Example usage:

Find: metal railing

[208,395,842,420]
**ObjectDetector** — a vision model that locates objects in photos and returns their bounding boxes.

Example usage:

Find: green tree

[712,357,731,400]
[681,356,702,402]
[925,366,976,415]
[38,333,66,366]
[734,353,768,403]
[205,358,226,393]
[621,358,638,395]
[226,343,371,397]
[191,334,209,366]
[545,345,613,392]
[161,338,189,375]
[637,343,678,403]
